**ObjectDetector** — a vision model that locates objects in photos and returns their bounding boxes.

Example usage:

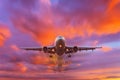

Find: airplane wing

[78,47,102,51]
[21,47,42,51]
[21,47,56,54]
[65,46,102,53]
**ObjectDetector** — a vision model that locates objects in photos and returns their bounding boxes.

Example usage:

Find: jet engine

[73,46,78,52]
[43,47,48,53]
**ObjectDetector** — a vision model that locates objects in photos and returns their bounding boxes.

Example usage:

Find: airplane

[21,36,102,71]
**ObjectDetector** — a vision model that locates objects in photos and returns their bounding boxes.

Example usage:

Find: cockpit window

[55,36,65,42]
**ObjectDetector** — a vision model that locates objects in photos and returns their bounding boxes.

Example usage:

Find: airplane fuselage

[55,36,66,56]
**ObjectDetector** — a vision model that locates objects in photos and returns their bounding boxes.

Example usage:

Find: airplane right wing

[21,47,42,51]
[78,47,102,51]
[21,46,56,54]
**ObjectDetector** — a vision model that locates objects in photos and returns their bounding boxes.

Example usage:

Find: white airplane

[21,36,102,71]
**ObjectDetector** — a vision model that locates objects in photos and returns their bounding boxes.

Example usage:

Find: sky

[0,0,120,80]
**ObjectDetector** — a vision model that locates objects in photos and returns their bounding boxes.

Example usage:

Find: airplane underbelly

[56,49,64,56]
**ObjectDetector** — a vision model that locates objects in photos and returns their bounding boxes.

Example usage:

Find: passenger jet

[21,36,102,71]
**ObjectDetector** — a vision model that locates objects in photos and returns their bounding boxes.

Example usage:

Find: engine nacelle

[43,47,48,53]
[73,46,78,52]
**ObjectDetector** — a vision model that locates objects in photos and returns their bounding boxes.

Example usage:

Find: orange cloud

[102,78,120,80]
[0,24,11,46]
[9,0,120,46]
[107,0,120,13]
[102,46,112,52]
[16,63,27,73]
[95,16,120,36]
[37,26,84,45]
[31,55,49,65]
[14,12,120,46]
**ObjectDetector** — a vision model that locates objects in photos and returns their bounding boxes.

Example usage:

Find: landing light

[52,49,55,51]
[59,44,62,47]
[66,48,69,51]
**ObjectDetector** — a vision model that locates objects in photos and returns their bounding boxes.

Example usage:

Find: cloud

[101,46,112,52]
[55,0,120,35]
[10,44,20,51]
[30,54,49,65]
[107,0,120,13]
[15,62,28,73]
[41,0,51,6]
[0,0,120,79]
[4,0,120,46]
[0,23,11,46]
[0,44,120,80]
[105,76,120,79]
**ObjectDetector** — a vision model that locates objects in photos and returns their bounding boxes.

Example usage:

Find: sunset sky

[0,0,120,80]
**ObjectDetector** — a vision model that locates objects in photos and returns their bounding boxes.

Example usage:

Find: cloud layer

[0,0,120,80]
[4,0,119,45]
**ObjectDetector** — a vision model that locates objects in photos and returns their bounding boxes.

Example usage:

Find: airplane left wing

[65,46,102,53]
[78,47,102,51]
